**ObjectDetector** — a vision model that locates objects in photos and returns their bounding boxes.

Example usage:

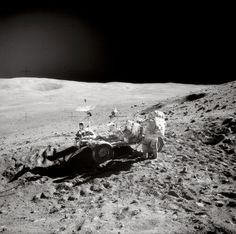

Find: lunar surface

[0,78,235,233]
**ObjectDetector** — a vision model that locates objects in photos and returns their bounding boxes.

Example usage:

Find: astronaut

[141,110,166,159]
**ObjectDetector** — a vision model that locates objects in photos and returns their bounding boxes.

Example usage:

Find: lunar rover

[73,136,136,166]
[8,121,143,182]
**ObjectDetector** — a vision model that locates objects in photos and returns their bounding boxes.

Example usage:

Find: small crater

[184,93,207,102]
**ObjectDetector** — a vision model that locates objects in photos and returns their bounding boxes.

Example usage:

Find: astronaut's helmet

[154,110,165,119]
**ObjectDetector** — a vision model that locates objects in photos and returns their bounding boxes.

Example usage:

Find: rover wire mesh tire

[92,143,114,164]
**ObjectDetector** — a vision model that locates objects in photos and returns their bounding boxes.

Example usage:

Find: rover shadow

[10,145,144,183]
[53,157,145,185]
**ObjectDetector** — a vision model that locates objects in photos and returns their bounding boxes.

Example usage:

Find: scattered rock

[222,170,232,178]
[181,155,188,161]
[49,206,59,214]
[75,219,86,232]
[231,126,236,133]
[31,194,40,202]
[182,191,194,200]
[80,187,89,196]
[226,201,236,208]
[122,207,129,212]
[215,201,224,207]
[102,181,112,189]
[195,211,207,216]
[222,118,234,126]
[220,177,230,184]
[160,167,167,173]
[130,200,138,204]
[40,192,49,199]
[39,177,48,183]
[196,202,205,208]
[67,195,77,201]
[131,209,141,216]
[232,217,236,224]
[165,175,171,180]
[2,168,15,180]
[203,134,225,145]
[0,226,7,232]
[197,106,205,112]
[222,138,233,144]
[179,167,187,174]
[55,183,72,191]
[59,227,66,232]
[220,192,236,199]
[0,209,7,215]
[90,184,102,193]
[168,190,179,198]
[194,148,200,153]
[225,148,235,154]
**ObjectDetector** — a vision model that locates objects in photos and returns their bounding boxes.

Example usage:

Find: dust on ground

[0,81,236,233]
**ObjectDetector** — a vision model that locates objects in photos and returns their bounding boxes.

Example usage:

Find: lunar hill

[0,77,207,111]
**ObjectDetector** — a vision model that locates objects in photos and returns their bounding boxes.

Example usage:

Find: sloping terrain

[0,77,207,111]
[0,79,235,233]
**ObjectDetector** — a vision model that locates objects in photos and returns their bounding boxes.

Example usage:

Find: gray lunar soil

[0,78,235,233]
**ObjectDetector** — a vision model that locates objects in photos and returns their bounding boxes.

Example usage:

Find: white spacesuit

[141,110,166,159]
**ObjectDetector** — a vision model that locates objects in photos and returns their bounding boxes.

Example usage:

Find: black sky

[0,3,234,84]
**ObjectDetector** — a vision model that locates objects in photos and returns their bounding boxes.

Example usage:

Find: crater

[36,82,63,91]
[183,93,206,102]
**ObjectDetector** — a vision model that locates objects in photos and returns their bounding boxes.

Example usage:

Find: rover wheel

[92,143,114,164]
